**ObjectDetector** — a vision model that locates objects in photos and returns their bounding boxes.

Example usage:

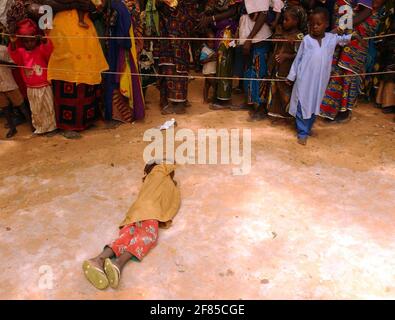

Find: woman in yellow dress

[17,0,109,138]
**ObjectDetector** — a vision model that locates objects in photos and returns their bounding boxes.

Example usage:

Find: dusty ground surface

[0,78,394,300]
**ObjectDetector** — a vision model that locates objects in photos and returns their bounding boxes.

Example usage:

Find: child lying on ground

[82,161,181,290]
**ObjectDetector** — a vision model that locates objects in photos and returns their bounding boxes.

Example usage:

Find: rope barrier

[1,32,394,42]
[0,64,394,82]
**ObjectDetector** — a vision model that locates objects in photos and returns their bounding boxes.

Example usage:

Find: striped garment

[27,85,57,134]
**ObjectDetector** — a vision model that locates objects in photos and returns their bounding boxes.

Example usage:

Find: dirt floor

[0,78,394,300]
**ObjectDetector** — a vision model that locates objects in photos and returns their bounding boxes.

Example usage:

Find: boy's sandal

[104,258,121,289]
[82,260,109,290]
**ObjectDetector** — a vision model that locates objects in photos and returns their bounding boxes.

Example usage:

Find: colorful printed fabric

[320,1,380,119]
[209,0,242,101]
[145,0,160,37]
[244,43,270,106]
[158,0,199,104]
[110,220,159,260]
[104,0,145,122]
[216,38,234,101]
[123,0,144,55]
[160,64,188,103]
[363,0,394,97]
[53,80,99,131]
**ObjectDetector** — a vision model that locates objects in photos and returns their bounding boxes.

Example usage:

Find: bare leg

[18,103,34,132]
[112,252,134,273]
[89,246,115,270]
[173,102,186,114]
[3,105,17,138]
[203,79,210,103]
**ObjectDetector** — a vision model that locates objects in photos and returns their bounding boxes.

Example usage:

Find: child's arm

[275,52,296,64]
[271,12,282,31]
[286,39,305,85]
[7,37,22,66]
[271,0,285,31]
[336,33,354,46]
[200,53,217,64]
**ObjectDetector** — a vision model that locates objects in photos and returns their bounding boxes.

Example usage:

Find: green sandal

[104,258,121,289]
[82,260,109,290]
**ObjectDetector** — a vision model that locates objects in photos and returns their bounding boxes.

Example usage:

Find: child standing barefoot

[8,19,57,136]
[252,6,306,121]
[83,161,181,290]
[200,30,217,104]
[286,7,353,145]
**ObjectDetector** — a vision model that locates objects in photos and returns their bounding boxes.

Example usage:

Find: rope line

[1,64,393,82]
[1,32,394,42]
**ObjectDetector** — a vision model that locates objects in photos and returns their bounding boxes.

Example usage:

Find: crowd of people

[0,0,394,144]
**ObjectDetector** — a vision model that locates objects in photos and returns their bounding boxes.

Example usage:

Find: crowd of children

[0,0,393,145]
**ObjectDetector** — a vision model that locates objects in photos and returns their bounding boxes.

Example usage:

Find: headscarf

[16,17,38,36]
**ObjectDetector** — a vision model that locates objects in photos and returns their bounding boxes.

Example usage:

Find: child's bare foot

[309,130,317,137]
[297,137,307,145]
[44,129,59,137]
[230,103,252,111]
[174,103,186,114]
[209,102,231,110]
[248,109,266,122]
[79,21,89,29]
[6,128,17,139]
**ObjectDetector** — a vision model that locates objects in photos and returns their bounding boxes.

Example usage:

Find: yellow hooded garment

[120,164,181,228]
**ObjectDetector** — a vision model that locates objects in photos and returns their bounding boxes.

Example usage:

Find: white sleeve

[245,0,269,14]
[336,34,353,47]
[272,0,285,13]
[287,39,305,82]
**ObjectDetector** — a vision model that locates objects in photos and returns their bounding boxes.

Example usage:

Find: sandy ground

[0,78,394,300]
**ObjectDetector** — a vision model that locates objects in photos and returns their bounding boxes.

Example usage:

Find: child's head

[309,7,329,38]
[206,29,216,49]
[16,18,40,51]
[143,159,176,183]
[283,7,302,31]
